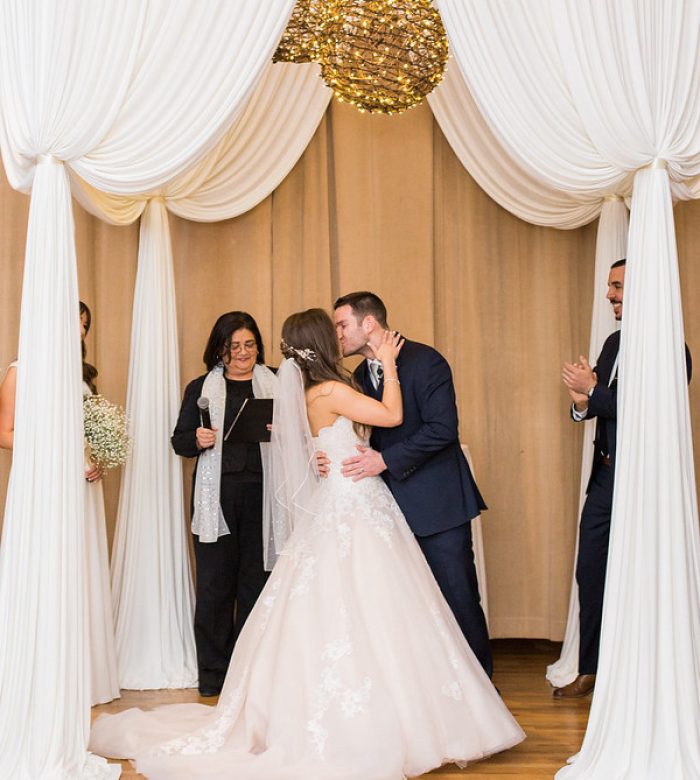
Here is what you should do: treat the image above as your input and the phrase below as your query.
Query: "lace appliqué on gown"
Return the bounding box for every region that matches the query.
[153,672,248,757]
[306,608,372,758]
[431,604,465,701]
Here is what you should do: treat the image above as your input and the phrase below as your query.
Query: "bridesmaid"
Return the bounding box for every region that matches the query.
[0,302,120,705]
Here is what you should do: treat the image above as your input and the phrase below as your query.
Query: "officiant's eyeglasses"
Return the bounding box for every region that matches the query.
[228,340,258,354]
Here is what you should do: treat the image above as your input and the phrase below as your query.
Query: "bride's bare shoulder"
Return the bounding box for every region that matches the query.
[306,380,348,405]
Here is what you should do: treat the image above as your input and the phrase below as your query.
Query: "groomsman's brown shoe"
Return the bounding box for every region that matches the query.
[553,674,596,698]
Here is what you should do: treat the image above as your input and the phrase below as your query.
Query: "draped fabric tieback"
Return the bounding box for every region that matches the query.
[36,154,61,166]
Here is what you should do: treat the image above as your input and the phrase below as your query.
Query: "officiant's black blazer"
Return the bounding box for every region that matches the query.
[354,339,486,537]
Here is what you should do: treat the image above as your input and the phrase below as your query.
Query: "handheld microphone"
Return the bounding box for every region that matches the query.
[197,396,213,430]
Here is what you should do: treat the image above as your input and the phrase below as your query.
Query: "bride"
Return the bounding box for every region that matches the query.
[90,308,524,779]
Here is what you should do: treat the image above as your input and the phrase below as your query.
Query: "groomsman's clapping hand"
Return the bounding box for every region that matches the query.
[562,355,597,408]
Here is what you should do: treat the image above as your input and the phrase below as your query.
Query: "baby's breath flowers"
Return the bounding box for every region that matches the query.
[83,394,130,469]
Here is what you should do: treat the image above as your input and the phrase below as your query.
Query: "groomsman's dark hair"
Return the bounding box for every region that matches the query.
[333,291,388,328]
[611,258,626,269]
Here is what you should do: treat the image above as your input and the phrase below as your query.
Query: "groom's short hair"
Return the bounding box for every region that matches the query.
[334,291,388,328]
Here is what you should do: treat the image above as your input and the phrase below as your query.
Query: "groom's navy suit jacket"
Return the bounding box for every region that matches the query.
[354,339,486,537]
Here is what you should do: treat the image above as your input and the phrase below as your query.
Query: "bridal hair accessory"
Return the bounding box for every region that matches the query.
[280,339,318,365]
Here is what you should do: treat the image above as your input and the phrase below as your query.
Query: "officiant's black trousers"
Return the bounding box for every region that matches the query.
[417,522,493,678]
[193,480,269,691]
[576,463,614,675]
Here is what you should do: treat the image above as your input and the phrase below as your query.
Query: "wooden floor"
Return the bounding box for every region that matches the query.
[92,640,590,779]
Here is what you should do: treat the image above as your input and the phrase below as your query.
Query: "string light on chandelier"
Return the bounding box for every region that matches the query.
[273,0,326,63]
[272,0,449,115]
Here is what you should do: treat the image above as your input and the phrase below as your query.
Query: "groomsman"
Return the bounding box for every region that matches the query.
[334,291,493,677]
[559,258,692,697]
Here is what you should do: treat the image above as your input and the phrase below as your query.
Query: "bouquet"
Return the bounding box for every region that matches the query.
[83,394,130,469]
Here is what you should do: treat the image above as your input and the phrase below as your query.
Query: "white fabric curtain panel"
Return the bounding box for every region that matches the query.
[109,200,199,691]
[438,1,700,776]
[0,1,295,777]
[72,62,332,223]
[546,198,628,688]
[428,60,605,228]
[69,62,330,690]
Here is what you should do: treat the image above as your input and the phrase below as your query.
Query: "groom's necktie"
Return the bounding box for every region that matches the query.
[368,360,383,390]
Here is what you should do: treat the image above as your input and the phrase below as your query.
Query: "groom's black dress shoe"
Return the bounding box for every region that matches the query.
[198,686,222,698]
[552,673,596,698]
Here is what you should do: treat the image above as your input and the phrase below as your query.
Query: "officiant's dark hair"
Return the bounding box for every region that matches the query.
[203,311,265,370]
[333,291,388,328]
[611,258,626,269]
[80,300,98,395]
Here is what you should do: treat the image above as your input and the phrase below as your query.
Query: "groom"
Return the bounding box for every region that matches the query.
[334,291,493,677]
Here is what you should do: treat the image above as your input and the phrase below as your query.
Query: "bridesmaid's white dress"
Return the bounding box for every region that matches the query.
[90,416,524,778]
[83,382,120,706]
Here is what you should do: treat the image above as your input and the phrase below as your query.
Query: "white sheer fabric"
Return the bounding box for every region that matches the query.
[72,62,331,223]
[0,159,113,780]
[428,60,603,228]
[71,64,329,688]
[546,199,628,687]
[264,359,321,570]
[110,200,198,690]
[0,1,295,776]
[83,377,121,706]
[1,2,296,196]
[438,1,700,775]
[461,444,489,623]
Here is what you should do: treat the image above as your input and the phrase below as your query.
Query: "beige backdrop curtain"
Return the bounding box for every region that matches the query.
[1,100,698,639]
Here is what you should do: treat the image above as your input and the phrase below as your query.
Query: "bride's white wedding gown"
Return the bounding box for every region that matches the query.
[90,416,524,779]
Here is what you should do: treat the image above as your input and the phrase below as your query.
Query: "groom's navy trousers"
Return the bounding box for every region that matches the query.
[355,339,492,677]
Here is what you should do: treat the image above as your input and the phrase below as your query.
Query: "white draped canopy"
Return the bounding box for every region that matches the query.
[1,1,699,778]
[437,1,700,776]
[0,1,298,776]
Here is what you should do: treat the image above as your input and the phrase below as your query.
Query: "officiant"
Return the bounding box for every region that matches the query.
[172,311,277,698]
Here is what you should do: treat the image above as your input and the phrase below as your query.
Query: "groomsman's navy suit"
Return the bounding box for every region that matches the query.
[575,330,692,674]
[354,338,493,676]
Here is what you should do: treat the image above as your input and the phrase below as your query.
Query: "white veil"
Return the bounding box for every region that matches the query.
[262,357,320,570]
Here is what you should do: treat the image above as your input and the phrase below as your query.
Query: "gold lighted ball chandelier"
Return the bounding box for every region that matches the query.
[273,0,449,115]
[273,0,326,63]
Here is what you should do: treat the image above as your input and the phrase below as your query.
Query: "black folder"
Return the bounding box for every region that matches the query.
[223,398,273,443]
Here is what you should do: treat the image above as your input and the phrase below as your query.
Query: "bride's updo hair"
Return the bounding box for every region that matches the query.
[281,308,368,438]
[281,308,353,390]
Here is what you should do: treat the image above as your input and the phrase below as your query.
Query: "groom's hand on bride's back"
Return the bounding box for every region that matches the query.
[341,445,386,481]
